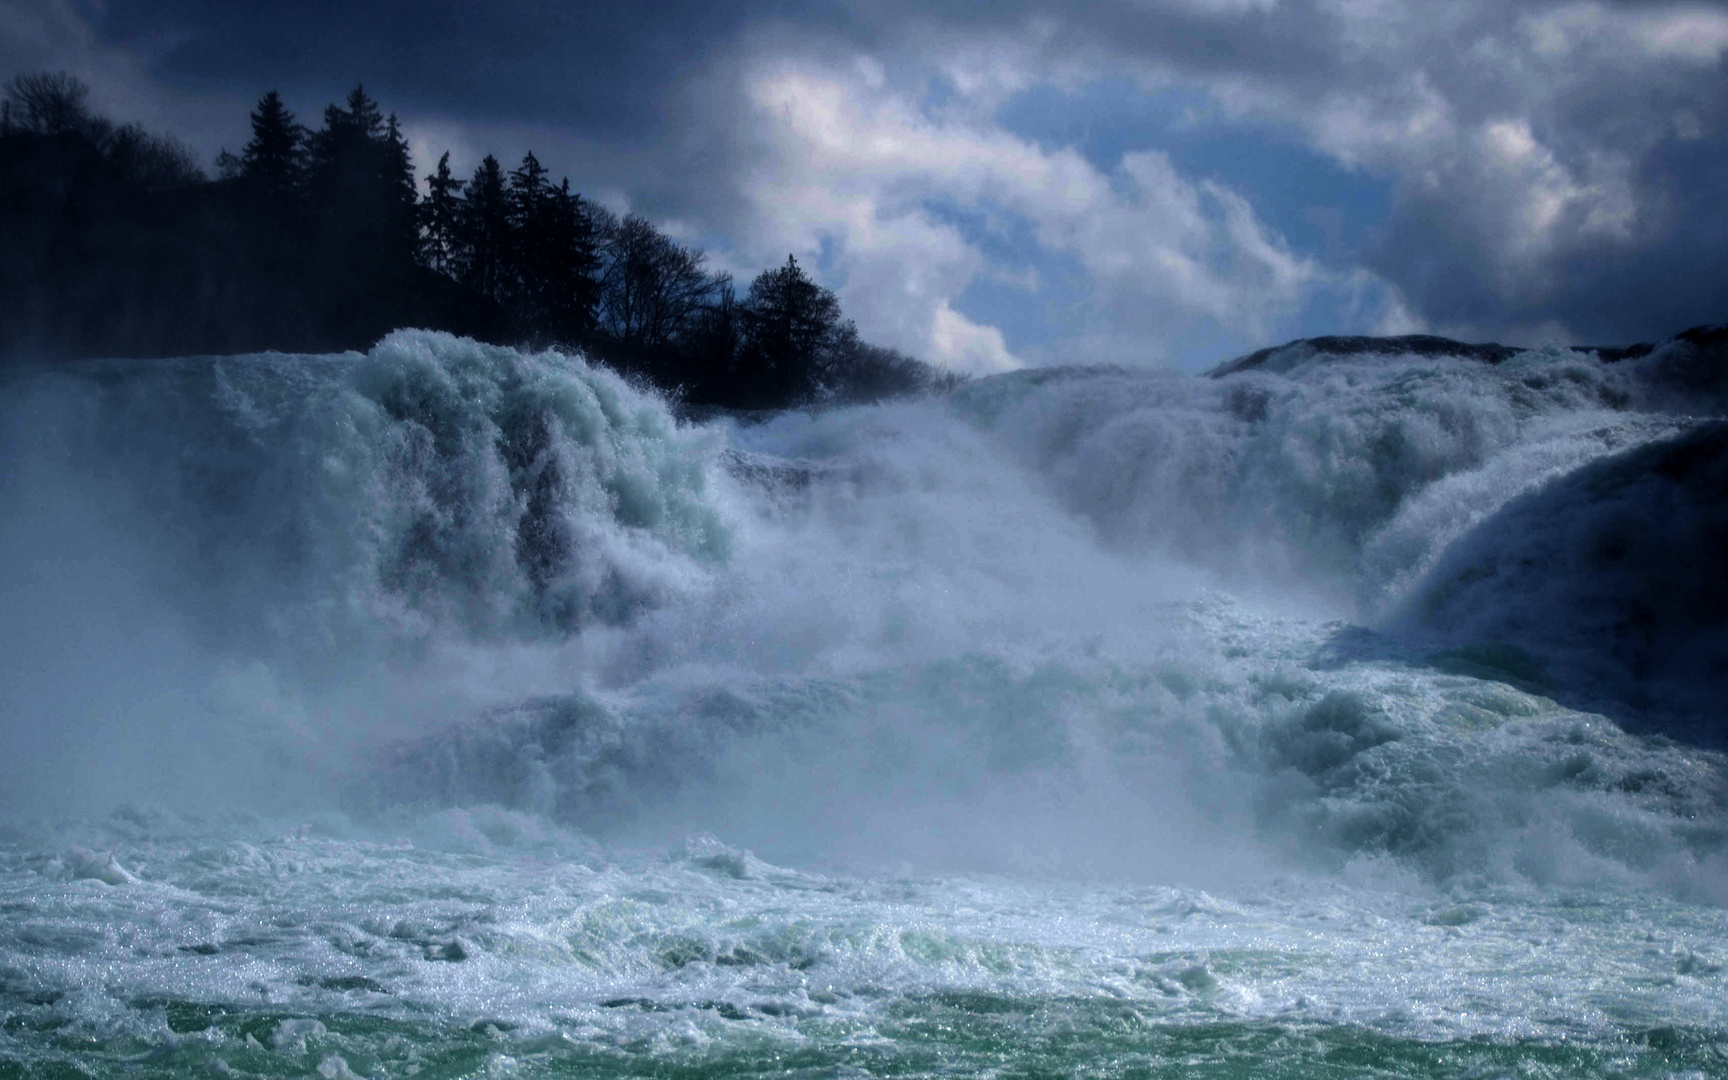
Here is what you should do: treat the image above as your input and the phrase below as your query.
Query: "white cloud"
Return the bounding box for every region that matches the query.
[1476,118,1635,269]
[1024,0,1728,337]
[0,0,241,163]
[931,301,1021,372]
[1527,3,1728,63]
[18,0,1718,352]
[1366,279,1424,336]
[706,1,1728,344]
[725,50,1338,367]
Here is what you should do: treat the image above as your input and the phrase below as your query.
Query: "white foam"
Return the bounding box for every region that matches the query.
[2,334,1727,1065]
[63,846,138,885]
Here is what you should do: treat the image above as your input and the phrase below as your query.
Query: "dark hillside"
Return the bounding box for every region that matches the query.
[0,73,953,410]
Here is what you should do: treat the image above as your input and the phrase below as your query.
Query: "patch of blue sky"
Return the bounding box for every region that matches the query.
[890,78,1406,368]
[957,252,1092,355]
[917,196,1045,274]
[811,79,1408,370]
[1155,269,1413,372]
[917,195,1090,351]
[994,78,1393,262]
[919,187,1403,369]
[1158,316,1263,373]
[812,234,840,278]
[912,189,1396,370]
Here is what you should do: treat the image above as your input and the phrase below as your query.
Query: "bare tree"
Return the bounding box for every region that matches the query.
[1,72,104,138]
[2,72,200,188]
[597,214,717,349]
[105,122,203,190]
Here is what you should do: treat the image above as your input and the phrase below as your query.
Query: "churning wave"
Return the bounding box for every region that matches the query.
[9,326,1728,1080]
[1397,420,1728,736]
[2,326,1725,893]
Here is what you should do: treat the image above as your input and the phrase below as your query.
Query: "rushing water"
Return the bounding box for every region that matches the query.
[1,329,1725,1078]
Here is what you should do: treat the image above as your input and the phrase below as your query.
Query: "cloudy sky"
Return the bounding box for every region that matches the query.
[5,0,1726,372]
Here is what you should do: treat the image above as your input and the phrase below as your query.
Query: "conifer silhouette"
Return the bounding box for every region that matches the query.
[0,71,950,406]
[737,254,846,404]
[458,155,511,303]
[420,151,463,276]
[239,90,304,206]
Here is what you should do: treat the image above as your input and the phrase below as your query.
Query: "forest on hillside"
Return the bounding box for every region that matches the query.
[0,73,954,409]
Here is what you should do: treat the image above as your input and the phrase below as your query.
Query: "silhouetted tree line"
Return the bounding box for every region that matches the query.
[0,74,957,408]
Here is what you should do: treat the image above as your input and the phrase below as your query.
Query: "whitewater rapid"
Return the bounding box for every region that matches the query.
[0,328,1724,1076]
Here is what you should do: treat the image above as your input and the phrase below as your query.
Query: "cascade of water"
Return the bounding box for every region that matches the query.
[0,330,1723,887]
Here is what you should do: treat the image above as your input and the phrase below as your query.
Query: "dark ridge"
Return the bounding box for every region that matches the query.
[1591,341,1657,363]
[1207,325,1727,378]
[1397,421,1728,749]
[1584,323,1726,363]
[1207,335,1521,377]
[0,73,956,411]
[1668,323,1728,354]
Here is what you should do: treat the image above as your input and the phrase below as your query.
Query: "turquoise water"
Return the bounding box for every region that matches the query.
[9,1009,1726,1079]
[3,820,1727,1079]
[2,332,1726,1076]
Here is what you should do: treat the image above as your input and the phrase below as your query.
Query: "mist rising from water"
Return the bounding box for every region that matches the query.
[1,331,1723,893]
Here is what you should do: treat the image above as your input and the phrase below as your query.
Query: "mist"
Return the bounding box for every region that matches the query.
[3,330,1720,894]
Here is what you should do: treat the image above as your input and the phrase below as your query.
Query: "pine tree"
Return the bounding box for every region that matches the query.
[507,151,552,316]
[239,90,304,206]
[350,87,385,138]
[419,151,463,276]
[504,153,604,339]
[457,154,510,303]
[738,254,845,404]
[305,85,388,213]
[508,151,551,220]
[303,86,417,273]
[541,179,601,338]
[379,114,417,254]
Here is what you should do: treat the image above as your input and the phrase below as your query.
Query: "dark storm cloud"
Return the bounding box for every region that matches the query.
[1369,131,1728,345]
[84,0,805,139]
[1342,1,1728,343]
[866,0,1728,343]
[737,0,1728,347]
[6,0,1726,360]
